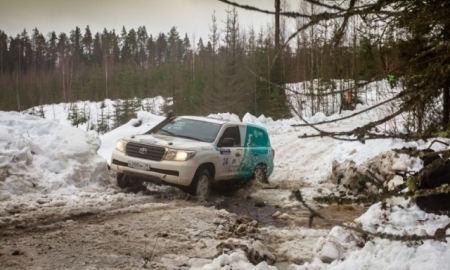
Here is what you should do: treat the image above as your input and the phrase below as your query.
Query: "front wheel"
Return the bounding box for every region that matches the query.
[253,164,268,183]
[117,173,129,189]
[117,173,144,191]
[190,169,212,198]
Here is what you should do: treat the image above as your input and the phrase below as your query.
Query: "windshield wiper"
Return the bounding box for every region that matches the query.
[158,129,204,142]
[158,129,176,136]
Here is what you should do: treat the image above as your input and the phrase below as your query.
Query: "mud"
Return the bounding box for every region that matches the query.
[213,196,288,227]
[0,176,367,270]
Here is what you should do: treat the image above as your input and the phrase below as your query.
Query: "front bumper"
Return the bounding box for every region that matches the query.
[110,149,198,187]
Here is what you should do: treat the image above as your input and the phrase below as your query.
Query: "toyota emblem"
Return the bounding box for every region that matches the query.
[139,148,147,155]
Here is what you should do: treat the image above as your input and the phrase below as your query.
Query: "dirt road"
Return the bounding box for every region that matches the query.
[0,180,366,269]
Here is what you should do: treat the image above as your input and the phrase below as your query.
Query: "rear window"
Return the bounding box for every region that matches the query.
[251,128,270,147]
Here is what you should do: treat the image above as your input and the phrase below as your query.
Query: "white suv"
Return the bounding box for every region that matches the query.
[110,114,275,197]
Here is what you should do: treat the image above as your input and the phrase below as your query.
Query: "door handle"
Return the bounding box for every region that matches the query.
[236,153,241,157]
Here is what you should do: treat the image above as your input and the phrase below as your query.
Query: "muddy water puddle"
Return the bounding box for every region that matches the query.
[211,195,368,230]
[212,196,288,227]
[141,183,366,230]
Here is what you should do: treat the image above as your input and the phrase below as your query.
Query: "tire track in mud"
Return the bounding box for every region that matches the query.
[0,179,367,270]
[0,188,195,232]
[0,187,280,270]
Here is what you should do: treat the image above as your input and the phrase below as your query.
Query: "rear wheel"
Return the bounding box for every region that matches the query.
[253,164,268,183]
[190,169,212,198]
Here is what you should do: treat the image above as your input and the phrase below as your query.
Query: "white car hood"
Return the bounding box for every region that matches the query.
[124,134,212,149]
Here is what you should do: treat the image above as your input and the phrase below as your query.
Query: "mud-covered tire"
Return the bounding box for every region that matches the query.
[190,169,212,198]
[253,164,268,183]
[117,173,144,190]
[117,173,129,189]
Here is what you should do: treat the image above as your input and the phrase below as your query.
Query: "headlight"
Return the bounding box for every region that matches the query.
[164,149,196,161]
[115,140,127,152]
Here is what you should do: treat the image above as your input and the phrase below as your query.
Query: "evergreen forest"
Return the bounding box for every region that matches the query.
[0,6,394,122]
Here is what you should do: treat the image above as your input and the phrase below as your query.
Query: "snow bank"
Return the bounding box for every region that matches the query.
[208,112,241,122]
[292,201,450,269]
[23,96,167,132]
[0,112,110,199]
[191,250,278,270]
[97,111,165,163]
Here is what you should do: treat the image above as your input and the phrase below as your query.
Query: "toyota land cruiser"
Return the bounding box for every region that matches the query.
[110,113,275,197]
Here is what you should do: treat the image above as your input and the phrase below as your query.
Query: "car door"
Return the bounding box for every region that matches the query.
[216,125,244,180]
[237,124,271,179]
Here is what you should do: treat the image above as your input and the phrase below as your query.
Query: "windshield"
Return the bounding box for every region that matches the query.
[155,118,222,143]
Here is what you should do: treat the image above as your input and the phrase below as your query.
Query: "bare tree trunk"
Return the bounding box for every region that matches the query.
[274,0,280,51]
[16,71,21,111]
[69,57,73,102]
[192,34,196,84]
[309,4,315,116]
[62,61,66,103]
[105,57,108,99]
[443,78,450,128]
[0,41,3,76]
[267,47,271,104]
[16,44,21,111]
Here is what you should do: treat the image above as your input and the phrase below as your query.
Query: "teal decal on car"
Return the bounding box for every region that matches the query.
[237,124,272,179]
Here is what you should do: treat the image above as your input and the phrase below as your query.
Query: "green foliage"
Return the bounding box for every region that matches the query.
[111,98,141,128]
[68,102,89,127]
[0,12,406,120]
[96,101,110,134]
[36,105,45,118]
[68,103,80,126]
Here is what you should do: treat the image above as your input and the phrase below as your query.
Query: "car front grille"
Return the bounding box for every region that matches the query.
[126,142,166,161]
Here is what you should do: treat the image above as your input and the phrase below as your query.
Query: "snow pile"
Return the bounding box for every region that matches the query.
[297,201,450,270]
[1,78,449,269]
[314,226,364,264]
[191,250,277,270]
[97,111,165,163]
[0,112,109,199]
[23,96,167,132]
[208,112,241,122]
[286,79,398,118]
[330,150,422,193]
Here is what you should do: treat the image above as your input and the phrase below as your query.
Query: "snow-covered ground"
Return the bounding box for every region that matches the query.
[1,80,449,269]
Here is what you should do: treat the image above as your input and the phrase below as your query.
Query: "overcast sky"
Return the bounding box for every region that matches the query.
[1,0,278,42]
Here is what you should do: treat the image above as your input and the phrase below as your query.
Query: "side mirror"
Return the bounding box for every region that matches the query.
[219,137,235,147]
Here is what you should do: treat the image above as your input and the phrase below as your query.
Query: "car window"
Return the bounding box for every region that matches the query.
[220,126,241,146]
[251,128,269,147]
[156,118,222,142]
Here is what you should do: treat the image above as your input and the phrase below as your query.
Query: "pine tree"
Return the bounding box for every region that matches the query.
[82,26,93,65]
[155,32,167,66]
[216,7,247,116]
[112,99,125,129]
[137,26,148,68]
[202,11,221,115]
[96,101,109,134]
[37,105,45,118]
[68,103,79,126]
[47,32,58,71]
[0,31,7,76]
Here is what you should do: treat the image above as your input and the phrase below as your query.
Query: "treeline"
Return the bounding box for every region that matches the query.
[0,8,391,119]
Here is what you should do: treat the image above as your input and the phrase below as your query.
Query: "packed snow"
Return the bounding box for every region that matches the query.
[0,80,449,269]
